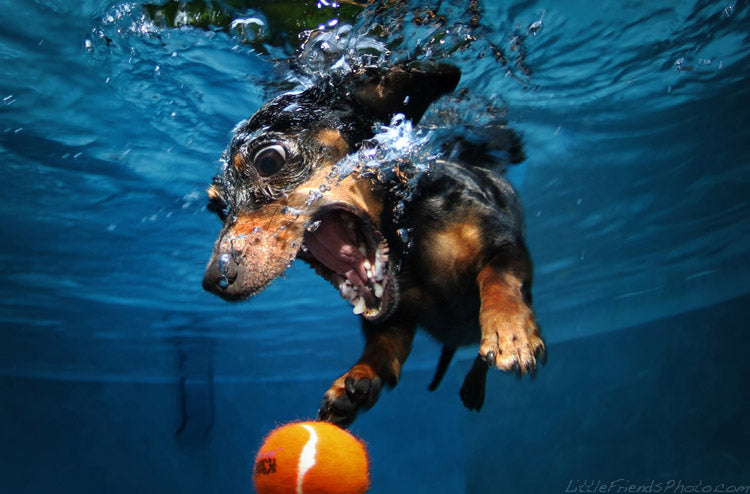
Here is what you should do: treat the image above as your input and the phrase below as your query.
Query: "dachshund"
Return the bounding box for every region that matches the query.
[202,62,545,426]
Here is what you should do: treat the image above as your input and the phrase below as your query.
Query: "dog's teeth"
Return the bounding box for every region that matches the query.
[374,259,387,280]
[340,282,355,299]
[373,282,384,298]
[359,244,367,256]
[352,297,366,315]
[365,308,379,318]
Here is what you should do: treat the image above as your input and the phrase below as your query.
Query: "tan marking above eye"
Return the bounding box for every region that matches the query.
[207,184,221,200]
[315,129,350,159]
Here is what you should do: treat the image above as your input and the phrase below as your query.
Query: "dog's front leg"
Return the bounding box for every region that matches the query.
[461,247,546,410]
[477,248,546,373]
[318,315,416,427]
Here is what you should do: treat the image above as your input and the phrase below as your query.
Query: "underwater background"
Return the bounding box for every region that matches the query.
[1,0,748,492]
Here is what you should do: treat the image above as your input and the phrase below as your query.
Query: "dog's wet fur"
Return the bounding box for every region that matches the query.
[203,62,546,426]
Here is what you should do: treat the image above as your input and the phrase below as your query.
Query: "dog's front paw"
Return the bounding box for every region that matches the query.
[317,364,382,427]
[479,303,546,376]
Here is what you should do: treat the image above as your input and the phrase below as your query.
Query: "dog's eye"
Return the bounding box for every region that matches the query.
[253,144,286,177]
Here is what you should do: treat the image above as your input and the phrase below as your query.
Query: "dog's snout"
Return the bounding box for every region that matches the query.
[203,252,239,296]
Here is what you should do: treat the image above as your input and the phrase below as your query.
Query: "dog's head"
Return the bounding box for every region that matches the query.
[203,62,460,321]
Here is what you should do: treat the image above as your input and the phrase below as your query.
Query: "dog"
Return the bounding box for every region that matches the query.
[202,62,545,426]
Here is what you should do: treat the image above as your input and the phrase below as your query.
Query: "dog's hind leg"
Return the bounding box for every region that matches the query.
[459,355,490,411]
[475,247,546,377]
[428,345,457,391]
[318,315,417,427]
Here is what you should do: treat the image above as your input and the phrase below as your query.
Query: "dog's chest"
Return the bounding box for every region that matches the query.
[420,297,481,347]
[400,279,481,347]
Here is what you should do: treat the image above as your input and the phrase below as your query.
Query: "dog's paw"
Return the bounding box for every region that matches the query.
[479,303,546,376]
[317,364,382,427]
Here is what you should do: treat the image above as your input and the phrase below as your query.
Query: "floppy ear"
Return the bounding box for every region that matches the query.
[352,62,460,124]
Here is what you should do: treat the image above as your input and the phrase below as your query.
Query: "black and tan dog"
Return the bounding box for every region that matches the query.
[202,62,545,426]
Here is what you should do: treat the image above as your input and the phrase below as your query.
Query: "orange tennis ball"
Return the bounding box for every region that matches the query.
[253,421,370,494]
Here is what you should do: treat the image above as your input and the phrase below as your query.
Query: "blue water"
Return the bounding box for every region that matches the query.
[1,0,748,492]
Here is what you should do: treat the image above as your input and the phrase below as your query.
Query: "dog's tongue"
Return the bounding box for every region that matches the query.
[304,218,367,284]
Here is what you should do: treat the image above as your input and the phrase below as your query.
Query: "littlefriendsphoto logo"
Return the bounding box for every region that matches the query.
[565,479,750,493]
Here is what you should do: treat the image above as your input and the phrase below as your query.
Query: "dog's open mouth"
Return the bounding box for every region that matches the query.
[300,204,396,321]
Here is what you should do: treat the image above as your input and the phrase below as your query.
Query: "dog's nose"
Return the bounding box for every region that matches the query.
[203,252,239,296]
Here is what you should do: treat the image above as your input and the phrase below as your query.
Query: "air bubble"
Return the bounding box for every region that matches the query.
[219,253,231,275]
[218,276,229,288]
[393,202,406,219]
[306,220,322,232]
[396,227,415,251]
[281,205,302,220]
[251,226,263,235]
[231,234,249,252]
[306,190,323,206]
[231,16,266,43]
[390,114,405,127]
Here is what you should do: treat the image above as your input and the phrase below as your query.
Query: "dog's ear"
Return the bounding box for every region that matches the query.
[352,62,460,124]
